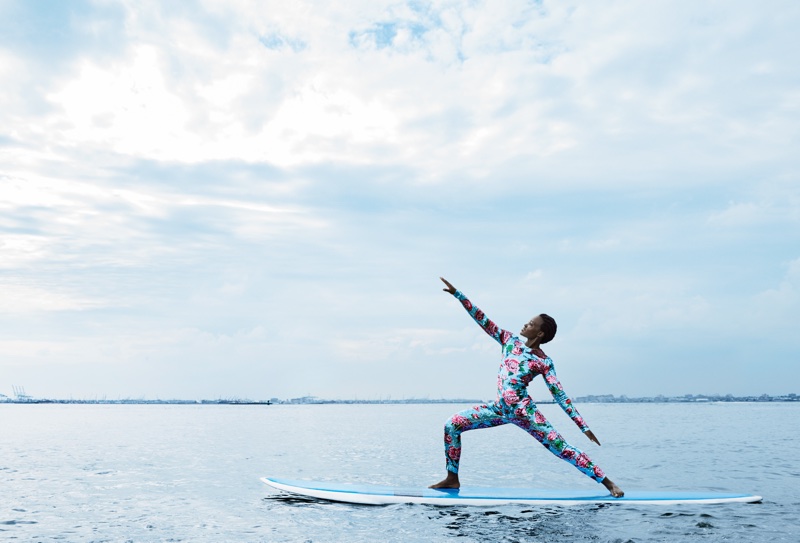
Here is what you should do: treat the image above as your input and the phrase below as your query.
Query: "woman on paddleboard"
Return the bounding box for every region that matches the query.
[430,277,624,497]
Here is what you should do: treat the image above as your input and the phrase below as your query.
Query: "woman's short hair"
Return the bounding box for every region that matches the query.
[539,314,557,344]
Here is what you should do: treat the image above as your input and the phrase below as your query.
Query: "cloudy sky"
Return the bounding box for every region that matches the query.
[1,0,798,401]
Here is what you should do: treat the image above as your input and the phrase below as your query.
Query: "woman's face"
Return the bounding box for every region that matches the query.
[520,315,544,340]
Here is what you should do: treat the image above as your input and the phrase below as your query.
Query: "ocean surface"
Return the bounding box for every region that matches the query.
[1,402,798,542]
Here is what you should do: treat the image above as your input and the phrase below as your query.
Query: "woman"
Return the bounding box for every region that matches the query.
[430,277,624,497]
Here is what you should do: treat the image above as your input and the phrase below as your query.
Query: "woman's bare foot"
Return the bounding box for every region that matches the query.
[429,472,460,489]
[601,477,624,498]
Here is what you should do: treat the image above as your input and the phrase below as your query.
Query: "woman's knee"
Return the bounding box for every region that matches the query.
[444,412,471,435]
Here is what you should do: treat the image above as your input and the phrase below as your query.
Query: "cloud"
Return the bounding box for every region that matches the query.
[7,0,795,184]
[752,257,800,338]
[258,32,306,52]
[0,282,104,314]
[1,0,798,399]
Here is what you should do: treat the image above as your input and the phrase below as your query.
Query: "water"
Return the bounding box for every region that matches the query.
[1,402,798,542]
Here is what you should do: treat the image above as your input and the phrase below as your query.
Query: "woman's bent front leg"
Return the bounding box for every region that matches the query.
[444,403,505,473]
[430,403,506,489]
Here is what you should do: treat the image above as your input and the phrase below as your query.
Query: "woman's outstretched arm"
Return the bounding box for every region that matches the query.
[542,361,601,444]
[440,277,511,345]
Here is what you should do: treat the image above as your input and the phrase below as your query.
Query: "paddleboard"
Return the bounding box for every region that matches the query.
[261,477,761,506]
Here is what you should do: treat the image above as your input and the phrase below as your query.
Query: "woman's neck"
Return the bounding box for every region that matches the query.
[524,338,541,350]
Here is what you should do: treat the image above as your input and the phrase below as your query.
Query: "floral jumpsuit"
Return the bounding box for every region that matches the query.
[442,290,606,483]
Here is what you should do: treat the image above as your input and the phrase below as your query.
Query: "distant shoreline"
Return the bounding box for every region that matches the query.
[1,393,797,406]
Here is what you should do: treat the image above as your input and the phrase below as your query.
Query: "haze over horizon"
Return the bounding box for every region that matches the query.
[1,1,798,401]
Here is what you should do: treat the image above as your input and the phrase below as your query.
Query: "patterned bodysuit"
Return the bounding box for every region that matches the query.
[442,290,606,483]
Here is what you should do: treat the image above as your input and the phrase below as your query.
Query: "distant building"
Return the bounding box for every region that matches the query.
[287,396,322,404]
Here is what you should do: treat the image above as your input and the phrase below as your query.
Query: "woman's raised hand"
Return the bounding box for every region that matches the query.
[440,277,457,294]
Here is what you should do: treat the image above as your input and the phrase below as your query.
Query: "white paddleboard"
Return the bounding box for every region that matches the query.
[261,477,761,506]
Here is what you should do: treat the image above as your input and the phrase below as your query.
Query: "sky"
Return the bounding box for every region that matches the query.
[1,0,798,401]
